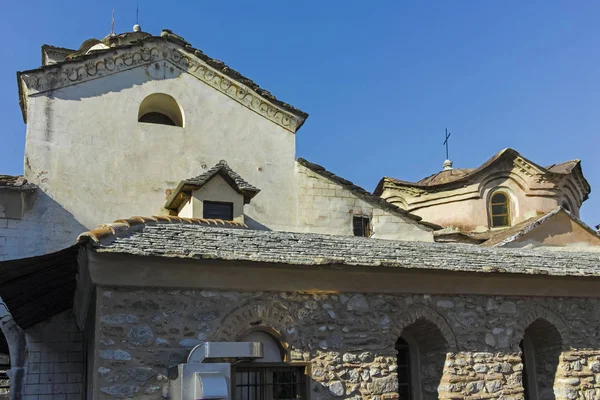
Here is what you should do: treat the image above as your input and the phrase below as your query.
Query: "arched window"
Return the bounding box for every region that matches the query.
[235,330,307,400]
[520,319,562,400]
[138,93,184,127]
[396,318,448,400]
[489,191,511,228]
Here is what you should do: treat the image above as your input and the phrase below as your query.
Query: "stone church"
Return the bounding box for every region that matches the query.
[0,26,599,400]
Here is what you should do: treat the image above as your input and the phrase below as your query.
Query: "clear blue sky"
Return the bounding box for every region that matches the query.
[1,1,599,226]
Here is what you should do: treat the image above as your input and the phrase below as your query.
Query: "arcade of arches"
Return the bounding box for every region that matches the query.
[92,289,600,400]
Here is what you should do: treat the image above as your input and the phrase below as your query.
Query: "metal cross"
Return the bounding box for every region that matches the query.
[110,9,115,35]
[443,128,451,160]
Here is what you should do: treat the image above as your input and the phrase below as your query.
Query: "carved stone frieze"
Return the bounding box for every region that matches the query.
[20,43,302,132]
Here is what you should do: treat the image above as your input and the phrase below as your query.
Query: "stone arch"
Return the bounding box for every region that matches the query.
[478,172,529,197]
[512,305,570,350]
[388,304,457,351]
[389,304,455,400]
[138,93,184,127]
[515,307,568,400]
[0,308,25,400]
[213,302,300,351]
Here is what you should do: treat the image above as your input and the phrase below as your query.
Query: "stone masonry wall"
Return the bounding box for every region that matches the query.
[295,163,432,241]
[94,288,600,400]
[23,310,84,400]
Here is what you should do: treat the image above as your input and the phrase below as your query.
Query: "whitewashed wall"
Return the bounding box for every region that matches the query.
[3,54,433,261]
[23,65,296,232]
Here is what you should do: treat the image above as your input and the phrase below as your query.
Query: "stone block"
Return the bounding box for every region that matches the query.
[52,383,81,394]
[24,384,53,395]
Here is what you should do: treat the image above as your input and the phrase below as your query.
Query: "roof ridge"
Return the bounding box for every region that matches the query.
[164,160,261,211]
[185,160,259,192]
[87,219,600,278]
[380,148,584,190]
[77,215,248,245]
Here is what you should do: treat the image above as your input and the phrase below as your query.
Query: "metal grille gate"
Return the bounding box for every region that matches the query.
[234,365,307,400]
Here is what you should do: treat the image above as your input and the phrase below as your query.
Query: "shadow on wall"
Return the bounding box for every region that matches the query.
[398,318,448,400]
[45,61,185,103]
[0,190,87,261]
[244,215,272,231]
[521,318,563,400]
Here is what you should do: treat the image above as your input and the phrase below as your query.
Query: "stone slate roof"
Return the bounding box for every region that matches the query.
[164,160,261,210]
[546,160,579,174]
[186,161,259,193]
[296,158,440,230]
[78,216,247,244]
[78,218,600,278]
[21,29,308,127]
[0,175,36,191]
[374,148,589,197]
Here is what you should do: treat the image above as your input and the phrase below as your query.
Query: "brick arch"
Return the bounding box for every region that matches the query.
[388,304,458,351]
[512,305,570,350]
[212,301,300,347]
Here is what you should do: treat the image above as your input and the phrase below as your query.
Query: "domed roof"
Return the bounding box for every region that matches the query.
[416,168,475,186]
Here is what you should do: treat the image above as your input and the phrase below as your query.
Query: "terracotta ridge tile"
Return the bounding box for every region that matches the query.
[77,215,249,245]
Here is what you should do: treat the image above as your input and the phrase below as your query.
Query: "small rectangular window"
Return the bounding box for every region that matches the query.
[234,365,308,400]
[353,216,371,237]
[203,201,234,220]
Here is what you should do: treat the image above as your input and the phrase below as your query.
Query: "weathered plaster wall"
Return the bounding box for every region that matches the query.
[506,212,600,251]
[383,177,563,232]
[23,310,83,400]
[295,164,432,241]
[16,53,436,261]
[93,287,600,400]
[24,65,297,239]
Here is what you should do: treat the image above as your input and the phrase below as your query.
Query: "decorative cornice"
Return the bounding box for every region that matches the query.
[19,41,305,133]
[513,157,554,186]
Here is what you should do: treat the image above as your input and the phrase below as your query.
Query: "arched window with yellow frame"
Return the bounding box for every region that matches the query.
[490,191,511,227]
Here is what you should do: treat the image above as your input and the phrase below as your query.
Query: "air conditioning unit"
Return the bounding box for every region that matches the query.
[168,342,263,400]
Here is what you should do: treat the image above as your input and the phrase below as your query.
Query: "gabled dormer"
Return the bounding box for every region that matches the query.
[164,161,260,223]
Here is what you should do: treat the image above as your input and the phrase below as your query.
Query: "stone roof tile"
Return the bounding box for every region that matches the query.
[0,175,36,191]
[185,160,259,192]
[79,220,600,278]
[164,160,260,210]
